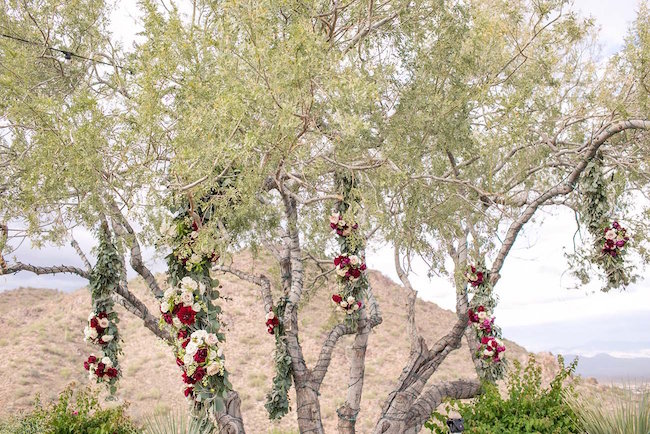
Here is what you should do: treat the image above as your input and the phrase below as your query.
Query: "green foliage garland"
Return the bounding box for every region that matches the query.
[264,297,293,420]
[580,154,632,291]
[82,224,123,395]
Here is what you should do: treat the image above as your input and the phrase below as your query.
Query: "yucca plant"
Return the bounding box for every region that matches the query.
[566,386,650,434]
[142,411,214,434]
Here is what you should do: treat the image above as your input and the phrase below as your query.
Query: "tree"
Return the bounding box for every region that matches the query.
[0,0,648,433]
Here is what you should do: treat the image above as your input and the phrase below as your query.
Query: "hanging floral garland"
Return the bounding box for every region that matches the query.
[82,224,122,395]
[264,297,293,420]
[580,154,632,290]
[158,206,231,422]
[465,264,506,381]
[329,173,367,324]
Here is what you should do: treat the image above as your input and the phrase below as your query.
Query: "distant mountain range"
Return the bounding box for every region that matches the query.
[561,352,650,382]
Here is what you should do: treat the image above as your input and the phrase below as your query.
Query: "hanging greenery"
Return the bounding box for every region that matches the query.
[158,200,231,426]
[580,154,632,291]
[82,223,122,395]
[264,297,293,420]
[465,264,506,382]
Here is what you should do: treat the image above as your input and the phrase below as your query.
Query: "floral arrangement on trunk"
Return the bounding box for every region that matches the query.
[329,173,367,325]
[158,205,230,423]
[82,225,122,395]
[466,264,506,381]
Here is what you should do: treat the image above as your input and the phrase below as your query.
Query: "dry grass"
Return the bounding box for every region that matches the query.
[0,253,604,433]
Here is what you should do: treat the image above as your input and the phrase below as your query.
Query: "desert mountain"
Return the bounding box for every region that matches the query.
[0,253,572,433]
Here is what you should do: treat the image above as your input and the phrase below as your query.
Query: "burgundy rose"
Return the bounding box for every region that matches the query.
[176,357,184,367]
[330,222,338,230]
[90,317,99,329]
[88,355,97,364]
[332,294,343,304]
[182,371,195,384]
[357,301,362,309]
[334,256,342,266]
[106,368,118,378]
[184,387,193,397]
[360,263,367,271]
[350,268,361,279]
[616,240,626,247]
[480,336,489,345]
[95,363,105,377]
[267,326,274,334]
[83,361,90,371]
[194,348,208,364]
[612,221,620,229]
[193,366,206,382]
[177,305,196,325]
[162,312,173,324]
[181,338,190,349]
[178,329,188,340]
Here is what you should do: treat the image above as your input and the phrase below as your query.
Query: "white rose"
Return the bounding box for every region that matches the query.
[189,253,201,264]
[349,255,359,265]
[336,266,347,277]
[206,333,219,346]
[352,303,359,311]
[98,318,109,328]
[191,330,208,343]
[88,312,95,321]
[329,212,340,225]
[183,353,194,365]
[180,291,194,306]
[482,349,494,357]
[160,300,170,313]
[164,287,176,298]
[101,334,114,343]
[101,357,113,367]
[605,229,617,240]
[185,342,199,356]
[172,317,182,328]
[190,231,199,239]
[191,302,202,312]
[217,347,224,358]
[347,296,355,304]
[181,277,198,291]
[85,326,98,340]
[477,311,488,320]
[198,282,206,294]
[206,362,221,376]
[340,301,348,308]
[265,311,275,320]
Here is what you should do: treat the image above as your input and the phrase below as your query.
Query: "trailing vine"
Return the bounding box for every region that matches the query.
[580,154,632,290]
[465,264,506,381]
[82,223,122,395]
[330,172,368,327]
[158,201,230,425]
[264,297,293,419]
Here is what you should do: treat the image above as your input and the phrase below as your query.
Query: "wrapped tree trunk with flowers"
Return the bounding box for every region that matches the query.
[1,0,649,433]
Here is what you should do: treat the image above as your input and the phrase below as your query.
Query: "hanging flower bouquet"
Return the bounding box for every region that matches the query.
[82,226,122,395]
[331,294,362,314]
[601,221,629,257]
[468,305,506,363]
[264,298,293,420]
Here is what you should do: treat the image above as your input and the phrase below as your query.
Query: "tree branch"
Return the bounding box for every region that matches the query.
[2,261,90,278]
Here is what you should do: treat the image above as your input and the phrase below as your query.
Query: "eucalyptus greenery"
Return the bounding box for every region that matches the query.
[264,297,293,420]
[87,224,123,395]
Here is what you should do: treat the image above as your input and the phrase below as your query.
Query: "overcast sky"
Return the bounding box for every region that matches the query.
[1,0,648,359]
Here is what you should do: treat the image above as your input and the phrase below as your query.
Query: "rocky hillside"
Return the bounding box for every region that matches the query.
[0,253,574,433]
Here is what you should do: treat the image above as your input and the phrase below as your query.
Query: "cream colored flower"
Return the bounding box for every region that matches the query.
[180,291,194,306]
[101,356,113,367]
[98,317,109,328]
[349,255,360,265]
[266,311,275,320]
[329,213,340,225]
[206,333,219,346]
[185,342,199,356]
[336,266,347,277]
[605,229,617,240]
[191,302,202,312]
[101,334,114,343]
[172,317,182,328]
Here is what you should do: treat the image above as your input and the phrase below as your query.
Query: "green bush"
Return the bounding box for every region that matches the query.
[566,386,650,434]
[0,385,139,434]
[425,355,582,434]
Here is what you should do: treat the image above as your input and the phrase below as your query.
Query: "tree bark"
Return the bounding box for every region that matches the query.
[211,391,246,434]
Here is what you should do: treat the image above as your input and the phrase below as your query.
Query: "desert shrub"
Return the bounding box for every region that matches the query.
[425,355,582,434]
[566,386,650,434]
[0,385,138,434]
[142,411,213,434]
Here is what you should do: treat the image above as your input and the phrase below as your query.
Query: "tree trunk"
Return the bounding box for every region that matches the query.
[211,391,246,433]
[295,382,325,434]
